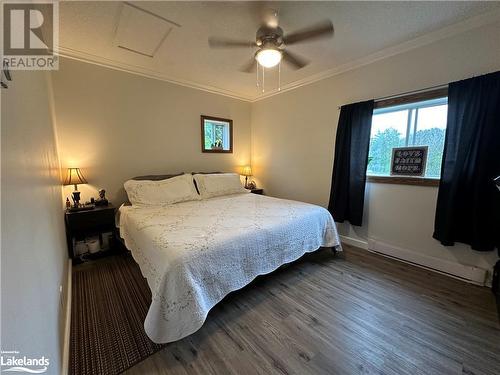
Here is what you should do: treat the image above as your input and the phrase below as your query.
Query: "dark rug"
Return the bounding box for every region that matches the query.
[70,254,164,375]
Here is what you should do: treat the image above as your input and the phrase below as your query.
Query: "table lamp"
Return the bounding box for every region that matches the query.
[241,165,252,189]
[64,168,88,208]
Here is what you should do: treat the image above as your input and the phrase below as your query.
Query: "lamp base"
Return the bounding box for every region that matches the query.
[71,190,81,208]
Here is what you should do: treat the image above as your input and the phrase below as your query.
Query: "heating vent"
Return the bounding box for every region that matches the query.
[368,239,488,285]
[114,2,180,58]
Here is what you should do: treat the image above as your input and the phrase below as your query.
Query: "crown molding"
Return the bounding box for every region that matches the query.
[56,8,500,104]
[56,46,253,102]
[251,8,500,102]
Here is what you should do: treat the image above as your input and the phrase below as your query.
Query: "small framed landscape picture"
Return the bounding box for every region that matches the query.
[390,146,428,177]
[201,115,233,153]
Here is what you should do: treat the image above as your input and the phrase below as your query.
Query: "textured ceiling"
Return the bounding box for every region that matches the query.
[58,1,500,100]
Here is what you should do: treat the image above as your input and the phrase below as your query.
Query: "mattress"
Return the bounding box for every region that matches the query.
[118,192,341,343]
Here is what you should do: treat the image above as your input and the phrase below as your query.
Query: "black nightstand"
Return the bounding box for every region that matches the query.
[65,205,118,263]
[250,188,264,195]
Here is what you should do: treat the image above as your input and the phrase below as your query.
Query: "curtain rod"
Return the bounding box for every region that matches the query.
[376,83,448,102]
[337,83,448,110]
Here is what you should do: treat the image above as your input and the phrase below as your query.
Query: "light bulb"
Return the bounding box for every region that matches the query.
[255,48,282,68]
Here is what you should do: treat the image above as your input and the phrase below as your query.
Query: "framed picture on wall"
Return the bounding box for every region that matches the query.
[201,115,233,153]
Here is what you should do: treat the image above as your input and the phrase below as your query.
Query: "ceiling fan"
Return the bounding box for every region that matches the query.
[208,12,334,73]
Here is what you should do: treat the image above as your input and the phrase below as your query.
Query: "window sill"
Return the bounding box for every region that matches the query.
[366,175,440,187]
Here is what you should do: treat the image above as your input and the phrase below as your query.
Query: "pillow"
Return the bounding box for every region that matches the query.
[124,173,199,206]
[193,173,249,199]
[191,171,221,194]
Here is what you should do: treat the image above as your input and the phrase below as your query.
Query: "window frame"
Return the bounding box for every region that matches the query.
[367,87,448,187]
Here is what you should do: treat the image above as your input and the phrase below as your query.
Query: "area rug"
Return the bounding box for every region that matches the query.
[70,254,164,375]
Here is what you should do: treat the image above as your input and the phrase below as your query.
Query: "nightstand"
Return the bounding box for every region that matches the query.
[65,205,118,263]
[250,188,264,195]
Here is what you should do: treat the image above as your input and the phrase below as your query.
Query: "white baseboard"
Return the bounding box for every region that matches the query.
[368,239,487,286]
[339,235,368,250]
[61,259,72,375]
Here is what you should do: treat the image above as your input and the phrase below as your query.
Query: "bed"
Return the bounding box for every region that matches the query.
[118,173,341,343]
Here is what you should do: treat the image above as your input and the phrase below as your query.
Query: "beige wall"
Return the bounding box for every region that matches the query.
[51,58,252,204]
[251,21,500,273]
[1,71,68,373]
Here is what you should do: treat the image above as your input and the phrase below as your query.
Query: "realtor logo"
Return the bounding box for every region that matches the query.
[1,350,50,373]
[2,0,59,70]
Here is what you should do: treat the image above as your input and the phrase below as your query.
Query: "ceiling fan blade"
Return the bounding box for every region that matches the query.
[240,58,257,73]
[282,50,309,70]
[283,20,334,45]
[208,37,256,49]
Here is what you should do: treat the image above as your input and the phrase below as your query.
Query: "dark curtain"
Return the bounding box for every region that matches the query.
[328,100,374,226]
[434,71,500,252]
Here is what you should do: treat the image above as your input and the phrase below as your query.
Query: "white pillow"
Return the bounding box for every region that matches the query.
[193,173,249,199]
[124,174,199,206]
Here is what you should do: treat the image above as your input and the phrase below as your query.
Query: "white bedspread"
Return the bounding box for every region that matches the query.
[119,193,340,343]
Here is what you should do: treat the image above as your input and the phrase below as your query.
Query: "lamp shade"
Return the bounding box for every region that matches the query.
[63,168,88,186]
[241,166,252,177]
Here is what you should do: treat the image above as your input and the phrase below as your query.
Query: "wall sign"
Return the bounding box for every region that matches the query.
[390,146,428,177]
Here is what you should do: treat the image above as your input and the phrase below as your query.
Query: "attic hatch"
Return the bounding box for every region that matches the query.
[113,2,180,58]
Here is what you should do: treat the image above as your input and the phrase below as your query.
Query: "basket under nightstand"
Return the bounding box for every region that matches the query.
[65,205,120,263]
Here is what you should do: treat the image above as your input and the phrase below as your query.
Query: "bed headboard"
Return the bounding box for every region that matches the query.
[131,172,222,181]
[190,171,222,175]
[131,173,184,181]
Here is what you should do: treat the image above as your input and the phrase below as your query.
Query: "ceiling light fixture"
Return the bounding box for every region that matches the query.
[255,47,282,68]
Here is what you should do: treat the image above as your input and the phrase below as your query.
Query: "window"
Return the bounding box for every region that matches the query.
[367,94,447,179]
[205,122,229,149]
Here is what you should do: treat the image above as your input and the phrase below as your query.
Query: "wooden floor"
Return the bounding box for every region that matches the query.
[125,245,500,375]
